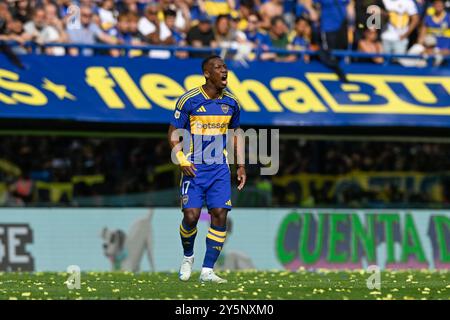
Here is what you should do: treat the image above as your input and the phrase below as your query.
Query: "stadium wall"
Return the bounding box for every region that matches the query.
[0,208,448,272]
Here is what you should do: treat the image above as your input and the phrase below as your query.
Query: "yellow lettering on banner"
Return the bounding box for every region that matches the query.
[140,74,185,110]
[227,71,283,112]
[109,67,151,109]
[0,91,16,104]
[85,67,124,109]
[307,73,450,114]
[0,69,47,105]
[184,75,205,91]
[270,77,327,113]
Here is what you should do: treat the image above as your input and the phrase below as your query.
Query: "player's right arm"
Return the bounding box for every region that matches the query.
[168,125,197,177]
[168,96,197,177]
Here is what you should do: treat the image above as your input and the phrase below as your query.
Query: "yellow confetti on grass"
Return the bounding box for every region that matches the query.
[369,291,381,295]
[21,292,31,297]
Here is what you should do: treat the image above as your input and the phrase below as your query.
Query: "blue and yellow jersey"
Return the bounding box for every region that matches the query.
[288,31,310,50]
[424,12,450,50]
[170,86,240,164]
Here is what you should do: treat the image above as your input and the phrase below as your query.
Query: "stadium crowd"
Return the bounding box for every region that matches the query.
[0,0,448,63]
[1,136,450,207]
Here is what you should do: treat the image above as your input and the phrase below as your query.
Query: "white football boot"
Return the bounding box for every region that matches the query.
[199,268,228,284]
[179,256,194,281]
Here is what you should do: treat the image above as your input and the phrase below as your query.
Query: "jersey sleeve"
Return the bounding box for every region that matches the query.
[170,96,190,129]
[229,100,241,129]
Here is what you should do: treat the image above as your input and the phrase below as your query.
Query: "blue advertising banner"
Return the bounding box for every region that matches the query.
[0,55,449,127]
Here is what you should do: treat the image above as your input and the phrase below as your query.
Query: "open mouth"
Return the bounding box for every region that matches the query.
[221,74,228,85]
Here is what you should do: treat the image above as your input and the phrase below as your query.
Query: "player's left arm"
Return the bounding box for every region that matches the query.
[230,99,246,191]
[234,131,246,191]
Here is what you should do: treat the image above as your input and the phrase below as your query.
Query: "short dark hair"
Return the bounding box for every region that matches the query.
[240,0,255,9]
[248,11,262,21]
[271,15,285,27]
[201,55,222,72]
[164,9,177,18]
[215,14,231,25]
[295,16,309,25]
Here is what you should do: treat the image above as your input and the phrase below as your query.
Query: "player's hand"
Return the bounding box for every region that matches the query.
[237,166,246,191]
[181,163,197,177]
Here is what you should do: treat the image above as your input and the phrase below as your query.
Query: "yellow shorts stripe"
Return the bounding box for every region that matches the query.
[207,233,226,243]
[209,228,227,237]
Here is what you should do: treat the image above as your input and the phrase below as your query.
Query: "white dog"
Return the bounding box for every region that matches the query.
[101,210,155,272]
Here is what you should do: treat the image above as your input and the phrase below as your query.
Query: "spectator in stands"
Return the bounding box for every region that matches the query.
[67,6,122,56]
[159,8,185,45]
[236,0,255,30]
[10,0,32,24]
[259,0,284,30]
[138,3,160,44]
[244,12,271,59]
[353,0,385,49]
[24,7,65,55]
[128,12,147,43]
[303,0,355,51]
[263,16,296,62]
[159,0,191,33]
[358,26,384,63]
[44,2,68,55]
[108,12,133,57]
[117,0,141,16]
[214,14,246,47]
[419,0,450,55]
[98,0,118,31]
[186,13,217,58]
[146,8,186,59]
[0,19,28,54]
[288,16,312,61]
[9,172,35,206]
[0,4,29,54]
[381,0,419,55]
[400,34,444,67]
[244,11,266,45]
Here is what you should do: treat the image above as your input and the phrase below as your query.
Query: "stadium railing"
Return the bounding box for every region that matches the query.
[3,40,450,66]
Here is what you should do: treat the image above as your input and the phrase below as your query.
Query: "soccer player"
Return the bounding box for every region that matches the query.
[168,55,246,283]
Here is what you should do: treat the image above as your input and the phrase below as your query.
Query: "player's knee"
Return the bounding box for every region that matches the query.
[183,209,200,227]
[210,208,228,226]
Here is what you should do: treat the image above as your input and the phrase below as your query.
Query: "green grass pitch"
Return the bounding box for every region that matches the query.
[0,270,448,300]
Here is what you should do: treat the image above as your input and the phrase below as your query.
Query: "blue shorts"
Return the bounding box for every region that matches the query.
[180,164,232,211]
